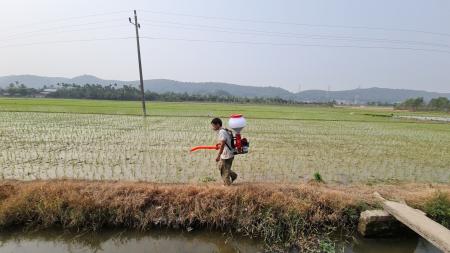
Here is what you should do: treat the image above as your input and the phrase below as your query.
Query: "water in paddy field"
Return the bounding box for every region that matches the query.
[1,112,450,183]
[0,229,442,253]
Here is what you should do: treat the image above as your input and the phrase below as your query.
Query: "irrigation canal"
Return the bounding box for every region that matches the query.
[0,229,442,253]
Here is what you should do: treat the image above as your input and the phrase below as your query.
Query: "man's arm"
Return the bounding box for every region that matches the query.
[216,139,226,162]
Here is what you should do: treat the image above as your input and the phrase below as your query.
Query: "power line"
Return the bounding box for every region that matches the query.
[39,10,129,23]
[1,34,448,54]
[1,10,447,51]
[139,9,450,37]
[0,10,129,32]
[3,16,446,49]
[0,24,130,44]
[1,18,125,41]
[0,37,134,49]
[1,35,449,54]
[140,19,450,49]
[139,36,450,54]
[2,9,447,38]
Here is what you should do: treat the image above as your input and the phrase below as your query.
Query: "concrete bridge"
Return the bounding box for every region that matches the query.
[374,192,450,253]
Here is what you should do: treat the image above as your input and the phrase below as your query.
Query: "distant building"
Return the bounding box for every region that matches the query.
[39,88,58,96]
[335,100,353,105]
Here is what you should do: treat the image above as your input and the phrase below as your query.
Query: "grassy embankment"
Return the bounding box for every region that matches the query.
[0,180,449,252]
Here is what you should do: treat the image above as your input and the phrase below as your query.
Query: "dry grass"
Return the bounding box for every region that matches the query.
[0,180,448,252]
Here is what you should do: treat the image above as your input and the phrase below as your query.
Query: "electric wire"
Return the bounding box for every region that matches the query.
[0,10,448,54]
[0,10,130,31]
[139,10,450,37]
[1,18,126,41]
[1,34,449,54]
[0,37,134,49]
[0,24,131,43]
[140,19,450,49]
[138,36,450,54]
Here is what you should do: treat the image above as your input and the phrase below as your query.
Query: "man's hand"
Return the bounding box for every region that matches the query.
[216,139,225,162]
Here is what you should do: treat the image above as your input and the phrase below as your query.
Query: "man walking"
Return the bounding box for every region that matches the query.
[211,118,237,185]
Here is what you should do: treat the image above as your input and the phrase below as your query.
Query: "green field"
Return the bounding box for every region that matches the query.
[0,98,449,183]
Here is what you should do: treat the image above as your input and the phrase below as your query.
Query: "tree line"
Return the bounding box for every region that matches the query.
[0,82,41,97]
[0,82,323,105]
[395,97,450,112]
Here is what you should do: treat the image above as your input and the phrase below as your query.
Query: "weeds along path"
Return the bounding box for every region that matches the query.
[0,111,449,183]
[0,180,447,252]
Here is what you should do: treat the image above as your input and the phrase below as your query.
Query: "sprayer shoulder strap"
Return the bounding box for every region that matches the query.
[224,142,232,151]
[222,128,234,151]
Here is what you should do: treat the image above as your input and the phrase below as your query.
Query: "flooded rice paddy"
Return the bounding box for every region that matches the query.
[1,112,449,183]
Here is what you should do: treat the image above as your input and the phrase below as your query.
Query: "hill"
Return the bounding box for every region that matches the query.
[1,74,449,104]
[295,87,450,104]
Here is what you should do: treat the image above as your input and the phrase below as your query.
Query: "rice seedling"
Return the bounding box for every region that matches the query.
[0,110,449,183]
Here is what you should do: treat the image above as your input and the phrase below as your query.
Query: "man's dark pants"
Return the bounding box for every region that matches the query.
[218,157,237,185]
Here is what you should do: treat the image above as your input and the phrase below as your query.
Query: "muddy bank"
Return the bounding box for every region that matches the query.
[0,180,448,252]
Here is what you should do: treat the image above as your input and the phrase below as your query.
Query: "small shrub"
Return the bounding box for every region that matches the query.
[318,238,335,253]
[313,172,323,183]
[424,191,450,228]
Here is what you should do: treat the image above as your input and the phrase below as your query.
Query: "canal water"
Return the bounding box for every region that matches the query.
[0,229,442,253]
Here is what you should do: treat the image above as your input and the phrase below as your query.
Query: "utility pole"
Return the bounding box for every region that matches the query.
[129,10,146,116]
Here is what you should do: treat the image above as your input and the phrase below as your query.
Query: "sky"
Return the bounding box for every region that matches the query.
[0,0,449,93]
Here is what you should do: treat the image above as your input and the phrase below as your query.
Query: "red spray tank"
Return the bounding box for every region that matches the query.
[228,114,249,154]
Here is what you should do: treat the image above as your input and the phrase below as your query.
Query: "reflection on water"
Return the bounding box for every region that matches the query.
[346,236,442,253]
[0,229,263,253]
[0,229,443,253]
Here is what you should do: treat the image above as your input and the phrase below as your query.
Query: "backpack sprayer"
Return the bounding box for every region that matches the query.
[190,114,249,154]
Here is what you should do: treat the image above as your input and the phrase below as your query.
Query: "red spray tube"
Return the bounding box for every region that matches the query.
[190,143,221,152]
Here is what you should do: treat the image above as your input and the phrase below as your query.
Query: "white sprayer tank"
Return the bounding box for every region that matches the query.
[228,114,246,133]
